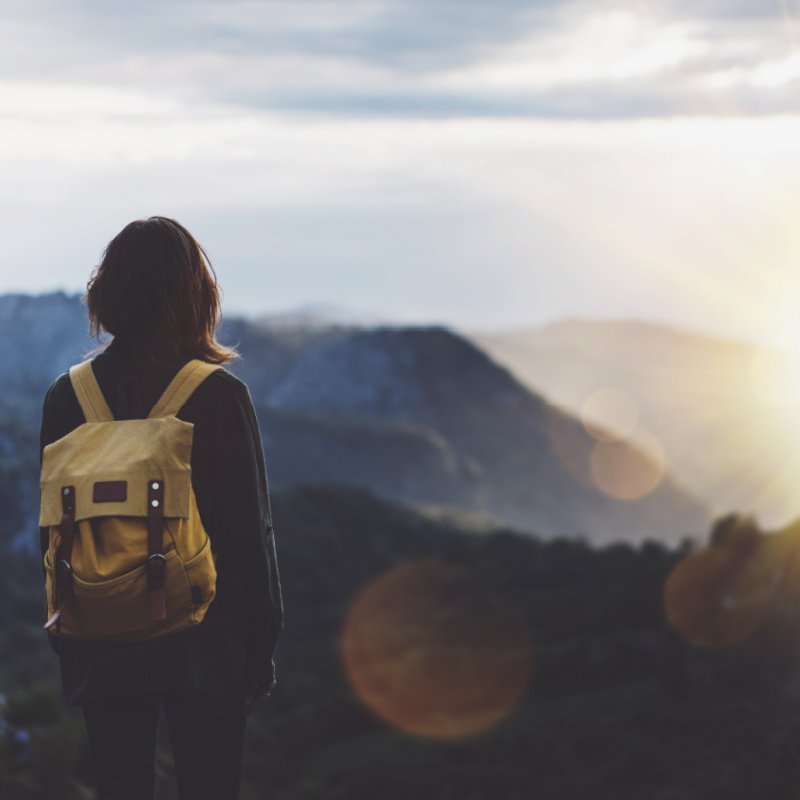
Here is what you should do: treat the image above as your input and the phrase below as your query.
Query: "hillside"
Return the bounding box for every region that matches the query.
[257,325,711,543]
[468,319,800,528]
[5,483,800,798]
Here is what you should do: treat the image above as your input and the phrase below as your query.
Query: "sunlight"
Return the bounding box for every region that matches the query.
[747,346,800,409]
[580,387,639,443]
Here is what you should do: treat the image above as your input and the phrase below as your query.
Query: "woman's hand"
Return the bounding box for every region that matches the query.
[245,679,276,715]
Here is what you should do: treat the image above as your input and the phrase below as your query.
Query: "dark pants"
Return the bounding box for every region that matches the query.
[80,671,248,800]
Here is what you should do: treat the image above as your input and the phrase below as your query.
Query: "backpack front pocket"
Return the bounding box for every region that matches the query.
[46,547,197,641]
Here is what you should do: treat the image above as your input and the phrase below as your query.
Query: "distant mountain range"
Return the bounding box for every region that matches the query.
[5,292,712,545]
[468,319,800,529]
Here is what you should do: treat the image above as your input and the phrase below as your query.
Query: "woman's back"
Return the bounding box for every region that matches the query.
[40,336,283,707]
[39,216,283,798]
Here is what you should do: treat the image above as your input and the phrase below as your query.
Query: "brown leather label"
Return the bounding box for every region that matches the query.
[93,480,128,503]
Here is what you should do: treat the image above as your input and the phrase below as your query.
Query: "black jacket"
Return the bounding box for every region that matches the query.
[38,337,284,707]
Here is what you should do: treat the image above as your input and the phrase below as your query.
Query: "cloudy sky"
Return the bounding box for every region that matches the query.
[3,0,800,346]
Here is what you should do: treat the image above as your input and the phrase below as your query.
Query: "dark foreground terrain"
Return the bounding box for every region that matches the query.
[1,483,798,799]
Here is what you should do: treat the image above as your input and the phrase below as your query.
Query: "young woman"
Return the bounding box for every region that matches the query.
[38,216,284,800]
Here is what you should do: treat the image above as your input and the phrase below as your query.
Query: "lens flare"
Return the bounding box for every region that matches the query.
[663,541,778,648]
[580,387,639,442]
[589,429,665,500]
[340,558,534,740]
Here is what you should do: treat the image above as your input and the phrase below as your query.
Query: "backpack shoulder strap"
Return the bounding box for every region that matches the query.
[69,360,115,422]
[147,359,224,419]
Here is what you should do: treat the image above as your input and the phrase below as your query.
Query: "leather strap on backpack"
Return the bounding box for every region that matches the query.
[147,479,167,620]
[45,485,77,633]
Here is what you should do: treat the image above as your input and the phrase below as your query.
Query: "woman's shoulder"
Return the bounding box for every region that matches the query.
[41,369,85,440]
[46,368,72,395]
[43,369,78,413]
[198,363,250,397]
[182,362,256,416]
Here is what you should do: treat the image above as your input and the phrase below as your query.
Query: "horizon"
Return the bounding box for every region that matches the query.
[14,287,800,358]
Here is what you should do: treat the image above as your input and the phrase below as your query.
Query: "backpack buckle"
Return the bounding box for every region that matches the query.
[146,552,166,585]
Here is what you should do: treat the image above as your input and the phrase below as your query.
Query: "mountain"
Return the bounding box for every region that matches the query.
[466,319,800,528]
[8,293,711,544]
[0,292,95,422]
[216,314,349,400]
[254,325,710,543]
[257,405,480,510]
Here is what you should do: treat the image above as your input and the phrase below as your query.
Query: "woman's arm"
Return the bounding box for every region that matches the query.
[191,374,285,689]
[237,381,284,687]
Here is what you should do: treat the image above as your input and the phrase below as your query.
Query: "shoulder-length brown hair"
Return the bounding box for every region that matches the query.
[83,216,239,367]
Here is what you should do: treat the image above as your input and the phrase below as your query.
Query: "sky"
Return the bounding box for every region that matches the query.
[3,0,800,347]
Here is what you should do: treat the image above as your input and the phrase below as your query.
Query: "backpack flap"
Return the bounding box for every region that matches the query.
[39,416,194,527]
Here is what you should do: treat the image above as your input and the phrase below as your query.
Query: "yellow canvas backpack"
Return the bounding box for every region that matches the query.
[39,357,222,643]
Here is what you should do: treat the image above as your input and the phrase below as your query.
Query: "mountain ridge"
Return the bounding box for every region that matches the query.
[6,292,712,544]
[467,317,800,528]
